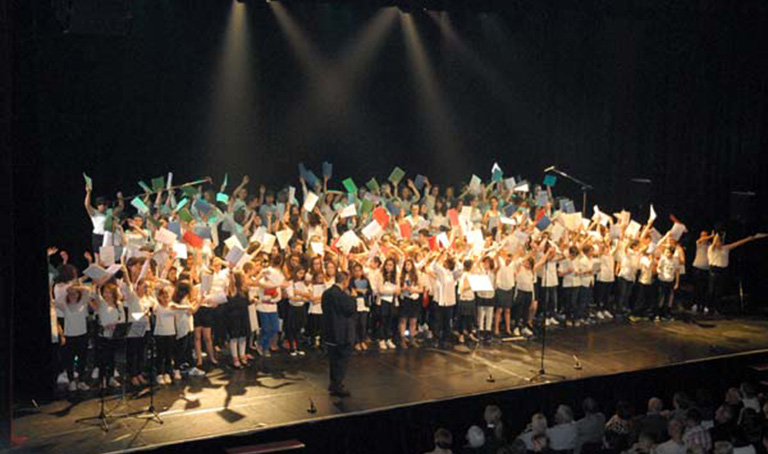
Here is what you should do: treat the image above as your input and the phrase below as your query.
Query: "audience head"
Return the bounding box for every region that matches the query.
[531,413,548,435]
[647,397,663,414]
[715,404,735,424]
[484,405,502,427]
[739,382,756,398]
[555,405,574,424]
[434,428,453,450]
[466,425,485,448]
[616,401,634,420]
[725,388,742,405]
[668,419,684,440]
[673,392,691,411]
[505,439,528,454]
[531,433,549,453]
[684,408,702,428]
[583,397,599,415]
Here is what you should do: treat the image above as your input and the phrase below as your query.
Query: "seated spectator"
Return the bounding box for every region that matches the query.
[710,404,737,443]
[485,404,509,453]
[735,409,762,449]
[576,398,607,454]
[425,428,454,454]
[520,414,550,451]
[463,425,487,454]
[671,393,693,422]
[695,389,716,425]
[548,405,577,452]
[603,429,632,454]
[715,441,735,454]
[653,420,686,454]
[605,401,636,450]
[635,398,670,444]
[532,433,553,454]
[623,432,655,454]
[725,388,745,417]
[740,383,760,413]
[683,408,712,452]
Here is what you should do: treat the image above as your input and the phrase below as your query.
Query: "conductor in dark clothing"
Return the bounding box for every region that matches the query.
[321,271,356,397]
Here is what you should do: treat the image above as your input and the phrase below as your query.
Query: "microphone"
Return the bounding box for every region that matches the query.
[543,166,556,173]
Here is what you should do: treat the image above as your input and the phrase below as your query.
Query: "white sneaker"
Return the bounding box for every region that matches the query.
[703,307,710,314]
[605,311,614,319]
[550,317,560,326]
[522,327,533,337]
[68,381,77,392]
[297,350,306,356]
[574,320,583,327]
[513,327,521,337]
[163,374,172,384]
[108,377,121,388]
[386,339,396,349]
[91,367,100,380]
[187,367,206,377]
[173,369,182,381]
[691,304,698,312]
[77,381,90,391]
[114,369,120,378]
[379,340,388,350]
[156,374,165,385]
[545,318,552,327]
[596,311,605,320]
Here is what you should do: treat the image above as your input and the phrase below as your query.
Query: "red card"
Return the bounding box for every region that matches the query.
[428,236,438,251]
[372,207,390,227]
[535,208,546,223]
[182,231,203,248]
[399,221,412,239]
[448,208,459,226]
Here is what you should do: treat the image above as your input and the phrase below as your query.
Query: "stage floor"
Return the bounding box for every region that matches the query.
[11,317,768,454]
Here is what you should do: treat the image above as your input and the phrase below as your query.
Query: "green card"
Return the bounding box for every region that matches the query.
[361,198,373,215]
[342,178,358,194]
[366,178,380,192]
[178,208,193,223]
[181,186,198,198]
[147,216,161,228]
[138,181,152,194]
[83,172,92,190]
[216,193,229,204]
[151,176,165,192]
[176,198,189,211]
[388,167,405,184]
[131,197,149,214]
[104,208,113,232]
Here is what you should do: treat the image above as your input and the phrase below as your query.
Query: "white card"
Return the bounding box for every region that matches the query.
[276,228,293,250]
[303,192,319,212]
[155,227,177,246]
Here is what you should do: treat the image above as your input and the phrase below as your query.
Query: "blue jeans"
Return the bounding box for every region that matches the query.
[258,312,279,351]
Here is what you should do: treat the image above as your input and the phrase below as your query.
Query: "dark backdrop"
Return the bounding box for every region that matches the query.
[11,0,768,398]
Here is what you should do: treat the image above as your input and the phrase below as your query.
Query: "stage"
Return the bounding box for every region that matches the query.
[12,316,768,454]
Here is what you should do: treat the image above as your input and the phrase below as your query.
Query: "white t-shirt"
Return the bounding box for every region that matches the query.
[153,303,176,336]
[657,255,678,283]
[708,245,729,268]
[516,267,534,293]
[97,298,126,338]
[560,259,580,288]
[91,213,107,235]
[496,259,517,290]
[540,260,559,288]
[258,267,285,313]
[692,243,709,270]
[59,293,90,337]
[174,297,194,339]
[431,262,458,307]
[458,272,475,301]
[579,256,595,287]
[618,251,638,282]
[287,281,309,308]
[121,282,150,337]
[309,284,325,315]
[597,254,615,283]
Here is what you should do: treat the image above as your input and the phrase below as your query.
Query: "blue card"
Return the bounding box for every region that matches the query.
[543,175,557,187]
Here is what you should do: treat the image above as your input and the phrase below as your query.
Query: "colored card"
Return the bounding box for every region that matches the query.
[182,231,203,248]
[138,181,152,194]
[175,198,189,211]
[385,201,400,217]
[178,208,193,223]
[536,215,551,231]
[448,208,459,226]
[322,162,333,179]
[372,207,389,227]
[388,167,405,184]
[543,175,557,187]
[83,172,92,190]
[305,170,319,188]
[181,186,198,198]
[216,193,229,204]
[104,208,114,232]
[491,163,503,183]
[167,221,181,237]
[399,221,412,239]
[414,175,427,190]
[194,198,212,214]
[131,197,149,214]
[151,176,165,192]
[366,178,380,192]
[342,178,358,194]
[536,191,548,207]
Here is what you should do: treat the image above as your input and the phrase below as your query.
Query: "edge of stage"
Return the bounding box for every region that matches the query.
[11,316,768,454]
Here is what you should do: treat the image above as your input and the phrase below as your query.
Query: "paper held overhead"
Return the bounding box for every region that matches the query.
[303,192,319,212]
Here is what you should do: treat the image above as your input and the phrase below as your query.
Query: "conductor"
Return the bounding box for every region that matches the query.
[321,270,356,398]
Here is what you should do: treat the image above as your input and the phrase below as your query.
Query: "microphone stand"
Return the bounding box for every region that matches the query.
[529,258,566,383]
[544,167,593,217]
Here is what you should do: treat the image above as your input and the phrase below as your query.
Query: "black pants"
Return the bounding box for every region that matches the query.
[433,305,453,343]
[354,311,369,343]
[594,281,613,311]
[561,287,578,321]
[708,266,726,312]
[285,305,307,344]
[64,334,88,381]
[327,344,352,391]
[97,337,118,381]
[539,286,558,317]
[374,302,394,341]
[693,267,708,307]
[175,333,192,371]
[155,335,175,375]
[616,278,634,315]
[657,281,675,317]
[126,336,146,377]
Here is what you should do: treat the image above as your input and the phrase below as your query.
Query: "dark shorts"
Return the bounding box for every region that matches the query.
[92,233,104,253]
[194,306,216,328]
[495,289,514,308]
[399,298,420,319]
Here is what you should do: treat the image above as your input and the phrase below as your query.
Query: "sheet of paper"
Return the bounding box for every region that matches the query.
[669,223,687,241]
[276,229,293,250]
[500,216,516,226]
[84,264,109,281]
[310,241,324,256]
[225,246,245,266]
[468,274,494,292]
[460,206,473,220]
[337,230,361,254]
[260,233,276,252]
[649,204,657,223]
[131,197,149,214]
[83,172,92,190]
[362,220,383,239]
[155,227,178,246]
[99,246,116,266]
[201,274,213,295]
[562,213,583,231]
[469,175,482,194]
[303,192,319,212]
[514,183,529,193]
[288,186,296,204]
[250,226,267,244]
[436,232,450,248]
[224,234,243,251]
[504,177,516,190]
[173,242,188,260]
[340,203,357,218]
[625,220,642,237]
[551,223,565,242]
